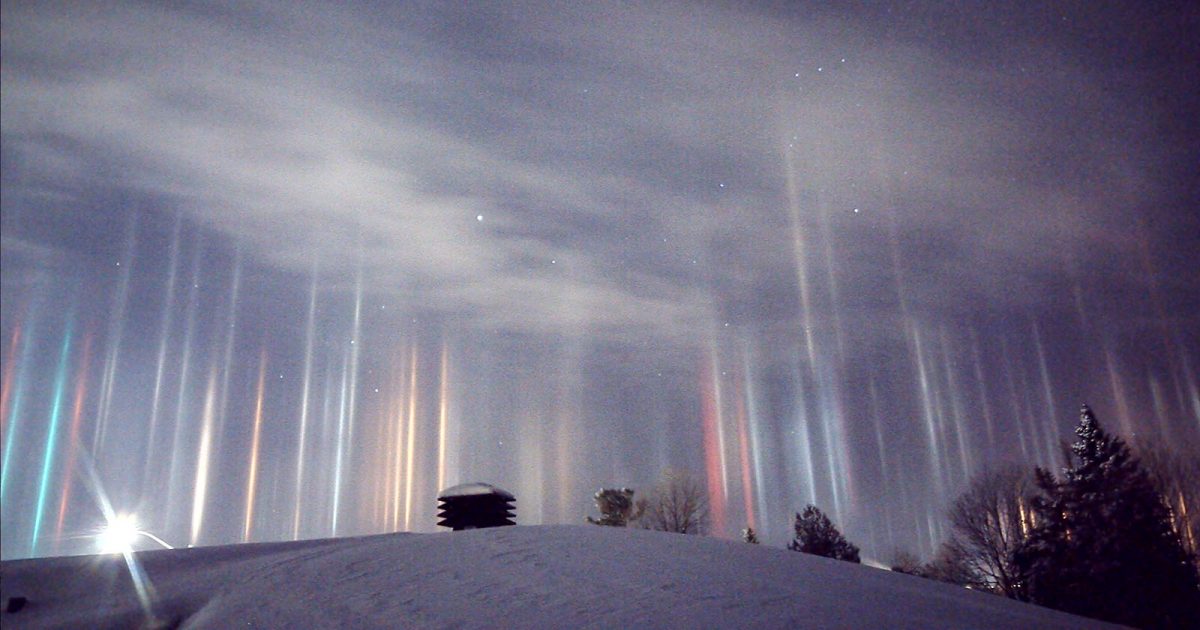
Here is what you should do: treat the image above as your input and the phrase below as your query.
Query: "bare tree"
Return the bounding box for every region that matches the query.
[923,540,983,589]
[1135,437,1200,565]
[636,470,709,535]
[946,466,1035,598]
[889,549,924,576]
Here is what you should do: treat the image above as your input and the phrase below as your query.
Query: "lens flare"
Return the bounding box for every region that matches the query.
[98,513,140,555]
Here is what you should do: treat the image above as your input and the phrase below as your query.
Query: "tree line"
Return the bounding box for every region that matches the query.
[891,405,1198,629]
[588,405,1199,629]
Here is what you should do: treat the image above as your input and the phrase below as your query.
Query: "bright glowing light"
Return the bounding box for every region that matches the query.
[96,512,174,554]
[98,513,140,554]
[404,345,418,531]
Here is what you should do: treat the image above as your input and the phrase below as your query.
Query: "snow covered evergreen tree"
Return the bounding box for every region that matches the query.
[586,488,640,527]
[788,505,860,563]
[742,526,759,544]
[1012,405,1200,629]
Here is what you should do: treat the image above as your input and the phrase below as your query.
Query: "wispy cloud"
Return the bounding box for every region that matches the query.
[2,1,1191,339]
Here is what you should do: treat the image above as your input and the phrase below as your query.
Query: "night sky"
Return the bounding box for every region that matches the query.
[2,1,1197,560]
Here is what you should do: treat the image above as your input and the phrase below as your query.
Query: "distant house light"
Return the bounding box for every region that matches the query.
[436,483,516,531]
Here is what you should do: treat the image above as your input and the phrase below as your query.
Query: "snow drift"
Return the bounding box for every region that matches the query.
[1,525,1115,628]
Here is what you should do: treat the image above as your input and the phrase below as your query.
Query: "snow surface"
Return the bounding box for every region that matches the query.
[0,525,1117,629]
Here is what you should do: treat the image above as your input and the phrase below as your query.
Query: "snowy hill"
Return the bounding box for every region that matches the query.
[1,525,1115,629]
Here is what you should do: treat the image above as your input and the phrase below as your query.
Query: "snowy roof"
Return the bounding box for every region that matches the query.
[437,482,514,500]
[0,525,1117,628]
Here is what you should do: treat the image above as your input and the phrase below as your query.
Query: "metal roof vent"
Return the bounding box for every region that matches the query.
[436,483,516,530]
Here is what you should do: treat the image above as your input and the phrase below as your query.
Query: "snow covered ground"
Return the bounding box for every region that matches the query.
[1,525,1116,629]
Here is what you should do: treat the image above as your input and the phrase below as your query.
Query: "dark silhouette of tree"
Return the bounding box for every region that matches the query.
[1136,437,1200,565]
[945,466,1034,598]
[788,504,860,563]
[587,488,641,527]
[888,545,984,590]
[888,549,924,576]
[742,526,759,544]
[922,541,982,588]
[636,470,708,535]
[1013,405,1200,629]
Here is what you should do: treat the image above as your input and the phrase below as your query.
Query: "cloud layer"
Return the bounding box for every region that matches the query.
[6,1,1194,341]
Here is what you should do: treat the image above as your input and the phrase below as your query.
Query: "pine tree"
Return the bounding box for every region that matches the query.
[1012,405,1200,629]
[742,526,759,544]
[586,488,640,527]
[788,504,860,563]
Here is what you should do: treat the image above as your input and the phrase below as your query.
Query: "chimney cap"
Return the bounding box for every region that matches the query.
[437,482,515,501]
